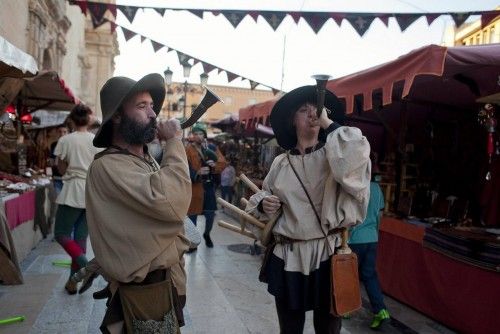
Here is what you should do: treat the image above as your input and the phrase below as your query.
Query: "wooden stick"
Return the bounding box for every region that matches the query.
[240,198,249,207]
[218,220,257,239]
[239,174,261,193]
[217,197,265,229]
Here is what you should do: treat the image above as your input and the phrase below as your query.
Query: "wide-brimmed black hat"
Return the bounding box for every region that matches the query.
[93,73,166,148]
[270,85,345,150]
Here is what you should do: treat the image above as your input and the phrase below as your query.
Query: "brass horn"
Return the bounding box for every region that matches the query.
[311,74,332,117]
[181,86,224,129]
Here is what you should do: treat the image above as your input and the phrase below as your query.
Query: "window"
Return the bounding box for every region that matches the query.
[248,98,257,105]
[490,28,496,44]
[225,96,233,105]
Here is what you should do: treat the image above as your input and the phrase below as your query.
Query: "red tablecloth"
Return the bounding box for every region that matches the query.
[4,191,35,230]
[377,217,500,334]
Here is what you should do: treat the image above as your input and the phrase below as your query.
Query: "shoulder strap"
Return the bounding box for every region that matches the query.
[286,153,325,234]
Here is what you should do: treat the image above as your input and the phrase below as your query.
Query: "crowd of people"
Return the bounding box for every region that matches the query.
[48,72,388,334]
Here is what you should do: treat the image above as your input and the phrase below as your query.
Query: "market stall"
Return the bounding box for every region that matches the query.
[325,44,500,333]
[0,66,78,284]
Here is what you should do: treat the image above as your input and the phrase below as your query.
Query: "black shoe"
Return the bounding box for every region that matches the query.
[78,272,98,295]
[186,247,197,254]
[93,284,111,300]
[203,233,214,248]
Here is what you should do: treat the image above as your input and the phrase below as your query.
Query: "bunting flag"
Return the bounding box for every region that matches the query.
[222,11,246,28]
[151,40,164,52]
[394,14,421,32]
[154,8,166,17]
[262,12,287,31]
[272,88,280,96]
[88,2,107,28]
[70,0,500,36]
[97,18,281,92]
[346,15,376,36]
[120,6,139,23]
[226,71,239,83]
[121,27,137,41]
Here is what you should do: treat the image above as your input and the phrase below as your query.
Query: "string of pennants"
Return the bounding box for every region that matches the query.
[87,16,282,93]
[69,0,500,37]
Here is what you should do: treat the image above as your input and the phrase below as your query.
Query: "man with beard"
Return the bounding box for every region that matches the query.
[85,74,192,333]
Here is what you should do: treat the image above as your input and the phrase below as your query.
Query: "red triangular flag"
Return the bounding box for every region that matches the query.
[262,12,287,31]
[481,12,500,28]
[222,11,245,28]
[249,80,259,90]
[302,13,330,34]
[121,27,137,42]
[394,14,421,32]
[226,71,239,83]
[109,21,118,33]
[450,13,470,28]
[377,14,390,27]
[107,4,117,19]
[289,12,301,24]
[272,88,280,95]
[346,15,376,37]
[69,0,88,15]
[331,13,345,26]
[151,40,164,52]
[88,2,107,28]
[248,11,260,22]
[119,5,139,23]
[425,14,440,26]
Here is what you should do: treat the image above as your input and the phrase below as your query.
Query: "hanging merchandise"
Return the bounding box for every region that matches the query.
[478,104,498,181]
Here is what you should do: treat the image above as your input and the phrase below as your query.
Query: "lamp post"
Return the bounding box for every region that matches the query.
[164,62,210,135]
[163,68,173,118]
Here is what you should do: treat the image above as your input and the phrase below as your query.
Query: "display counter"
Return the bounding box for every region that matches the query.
[377,217,500,334]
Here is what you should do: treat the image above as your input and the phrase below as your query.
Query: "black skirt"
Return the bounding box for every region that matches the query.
[264,253,331,312]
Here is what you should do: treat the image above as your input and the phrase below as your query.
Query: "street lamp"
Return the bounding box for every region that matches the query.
[200,72,209,87]
[163,67,173,85]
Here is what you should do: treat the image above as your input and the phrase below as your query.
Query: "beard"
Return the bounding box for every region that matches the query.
[118,113,157,145]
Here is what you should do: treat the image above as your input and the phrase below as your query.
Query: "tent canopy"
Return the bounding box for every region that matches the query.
[0,36,38,78]
[327,44,500,113]
[20,71,80,111]
[238,44,500,126]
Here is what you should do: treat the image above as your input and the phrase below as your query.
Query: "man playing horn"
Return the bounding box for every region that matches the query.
[85,73,191,333]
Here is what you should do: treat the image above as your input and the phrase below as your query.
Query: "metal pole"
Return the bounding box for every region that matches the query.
[183,81,188,137]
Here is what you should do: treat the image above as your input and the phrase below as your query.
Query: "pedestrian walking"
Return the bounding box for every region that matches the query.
[349,175,390,330]
[186,123,227,248]
[53,104,100,294]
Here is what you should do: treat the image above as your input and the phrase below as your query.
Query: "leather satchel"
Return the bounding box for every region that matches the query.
[287,153,362,317]
[330,230,362,316]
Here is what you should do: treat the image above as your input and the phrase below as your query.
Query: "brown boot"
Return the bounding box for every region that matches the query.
[65,279,77,295]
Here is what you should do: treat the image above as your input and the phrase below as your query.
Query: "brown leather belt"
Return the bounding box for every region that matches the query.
[275,227,344,244]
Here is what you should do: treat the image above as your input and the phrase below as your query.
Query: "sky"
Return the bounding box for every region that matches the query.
[113,0,499,92]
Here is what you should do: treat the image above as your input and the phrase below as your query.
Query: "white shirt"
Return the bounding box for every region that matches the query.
[54,131,101,208]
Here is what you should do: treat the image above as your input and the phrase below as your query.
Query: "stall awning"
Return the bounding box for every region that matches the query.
[237,44,500,127]
[0,36,38,78]
[20,71,80,111]
[327,44,500,113]
[238,99,278,129]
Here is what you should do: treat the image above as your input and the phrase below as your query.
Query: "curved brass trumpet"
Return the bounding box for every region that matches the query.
[311,74,332,117]
[181,86,224,129]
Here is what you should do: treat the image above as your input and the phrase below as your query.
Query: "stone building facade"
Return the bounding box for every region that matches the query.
[0,0,118,118]
[443,8,500,46]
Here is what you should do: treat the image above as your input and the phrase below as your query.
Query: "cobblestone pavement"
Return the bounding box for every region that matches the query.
[0,211,455,334]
